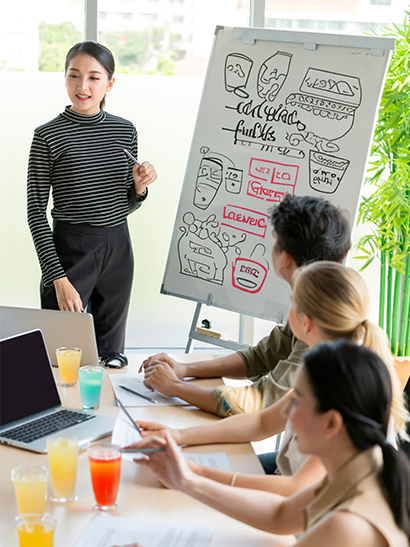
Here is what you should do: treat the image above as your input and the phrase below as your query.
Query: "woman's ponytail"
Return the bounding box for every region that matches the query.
[362,320,409,441]
[379,441,410,537]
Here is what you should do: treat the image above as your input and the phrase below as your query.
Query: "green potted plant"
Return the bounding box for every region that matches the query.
[355,9,410,383]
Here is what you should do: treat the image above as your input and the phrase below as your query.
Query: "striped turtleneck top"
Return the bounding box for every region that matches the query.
[27,106,145,287]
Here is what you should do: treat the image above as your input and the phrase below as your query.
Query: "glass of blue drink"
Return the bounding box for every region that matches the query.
[78,365,104,410]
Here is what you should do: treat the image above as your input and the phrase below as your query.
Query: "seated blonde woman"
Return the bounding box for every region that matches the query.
[135,341,410,547]
[133,262,408,496]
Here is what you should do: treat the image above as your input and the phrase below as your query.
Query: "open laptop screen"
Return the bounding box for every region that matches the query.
[0,330,61,426]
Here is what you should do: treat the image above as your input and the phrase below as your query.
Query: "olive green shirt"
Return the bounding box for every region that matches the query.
[213,321,308,417]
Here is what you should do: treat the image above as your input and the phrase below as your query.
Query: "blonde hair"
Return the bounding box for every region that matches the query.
[293,261,409,440]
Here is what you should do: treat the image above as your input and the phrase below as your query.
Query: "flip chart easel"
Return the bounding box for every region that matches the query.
[160,26,395,353]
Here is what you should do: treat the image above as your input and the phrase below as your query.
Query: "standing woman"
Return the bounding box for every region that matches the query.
[27,41,157,359]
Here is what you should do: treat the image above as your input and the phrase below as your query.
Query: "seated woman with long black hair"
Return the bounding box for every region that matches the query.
[135,341,410,547]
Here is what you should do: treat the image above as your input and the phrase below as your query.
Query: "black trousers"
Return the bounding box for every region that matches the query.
[41,221,134,358]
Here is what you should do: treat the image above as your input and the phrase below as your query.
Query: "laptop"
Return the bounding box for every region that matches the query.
[0,306,99,366]
[0,330,115,453]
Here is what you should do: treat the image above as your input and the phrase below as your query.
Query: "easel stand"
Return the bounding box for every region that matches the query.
[185,303,249,353]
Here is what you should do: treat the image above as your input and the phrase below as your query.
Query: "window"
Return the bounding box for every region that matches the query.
[328,20,346,30]
[297,19,314,29]
[98,0,249,76]
[0,0,84,72]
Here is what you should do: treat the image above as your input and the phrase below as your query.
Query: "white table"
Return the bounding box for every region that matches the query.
[0,354,294,546]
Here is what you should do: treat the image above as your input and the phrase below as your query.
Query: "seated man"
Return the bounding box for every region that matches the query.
[141,195,351,417]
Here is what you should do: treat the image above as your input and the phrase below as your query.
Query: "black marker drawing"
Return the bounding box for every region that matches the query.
[177,212,246,285]
[309,150,350,194]
[194,147,243,209]
[225,53,253,99]
[285,68,362,151]
[287,131,340,153]
[223,97,306,153]
[257,52,292,102]
[225,167,243,194]
[301,68,361,101]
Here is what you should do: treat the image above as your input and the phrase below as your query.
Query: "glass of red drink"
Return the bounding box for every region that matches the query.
[88,443,122,510]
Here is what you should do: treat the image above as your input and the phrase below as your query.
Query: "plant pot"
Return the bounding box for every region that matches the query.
[393,356,410,392]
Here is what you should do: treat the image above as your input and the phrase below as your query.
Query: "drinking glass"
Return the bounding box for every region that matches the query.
[46,434,78,502]
[56,347,82,387]
[15,513,56,547]
[88,443,122,510]
[11,466,48,514]
[78,365,104,410]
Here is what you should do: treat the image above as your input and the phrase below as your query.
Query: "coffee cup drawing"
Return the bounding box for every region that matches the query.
[225,53,253,98]
[232,258,268,293]
[231,244,269,294]
[257,51,292,102]
[309,150,350,194]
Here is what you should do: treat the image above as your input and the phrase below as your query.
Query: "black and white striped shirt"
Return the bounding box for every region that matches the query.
[27,106,144,286]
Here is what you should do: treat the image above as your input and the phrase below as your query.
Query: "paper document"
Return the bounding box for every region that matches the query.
[183,452,231,471]
[111,411,142,460]
[109,374,190,406]
[112,414,232,469]
[74,515,213,547]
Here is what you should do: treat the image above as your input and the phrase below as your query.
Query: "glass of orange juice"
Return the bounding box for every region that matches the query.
[15,513,56,547]
[11,466,48,514]
[55,347,82,387]
[46,434,78,502]
[88,443,122,510]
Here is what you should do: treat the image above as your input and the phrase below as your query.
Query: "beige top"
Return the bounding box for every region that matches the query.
[276,423,309,476]
[213,321,308,417]
[304,447,408,547]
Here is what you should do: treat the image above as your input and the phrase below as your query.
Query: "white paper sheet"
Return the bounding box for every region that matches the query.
[74,515,213,547]
[111,411,142,460]
[109,374,190,407]
[183,452,231,472]
[112,414,233,469]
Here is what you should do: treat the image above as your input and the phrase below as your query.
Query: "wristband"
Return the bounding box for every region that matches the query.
[230,472,238,487]
[135,188,148,201]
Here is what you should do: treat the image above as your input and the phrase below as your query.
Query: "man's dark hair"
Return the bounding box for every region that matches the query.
[270,195,351,266]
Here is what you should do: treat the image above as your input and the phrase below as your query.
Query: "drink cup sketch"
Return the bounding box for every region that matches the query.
[225,53,253,98]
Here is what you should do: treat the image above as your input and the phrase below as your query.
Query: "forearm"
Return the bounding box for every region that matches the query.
[197,467,301,497]
[172,383,218,414]
[184,353,247,379]
[235,473,306,497]
[178,411,269,446]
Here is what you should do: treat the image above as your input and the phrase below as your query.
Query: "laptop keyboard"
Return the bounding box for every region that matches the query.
[1,409,95,444]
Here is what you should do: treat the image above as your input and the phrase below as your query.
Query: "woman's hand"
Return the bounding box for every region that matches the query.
[136,420,182,445]
[133,161,157,196]
[53,277,83,312]
[134,432,196,492]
